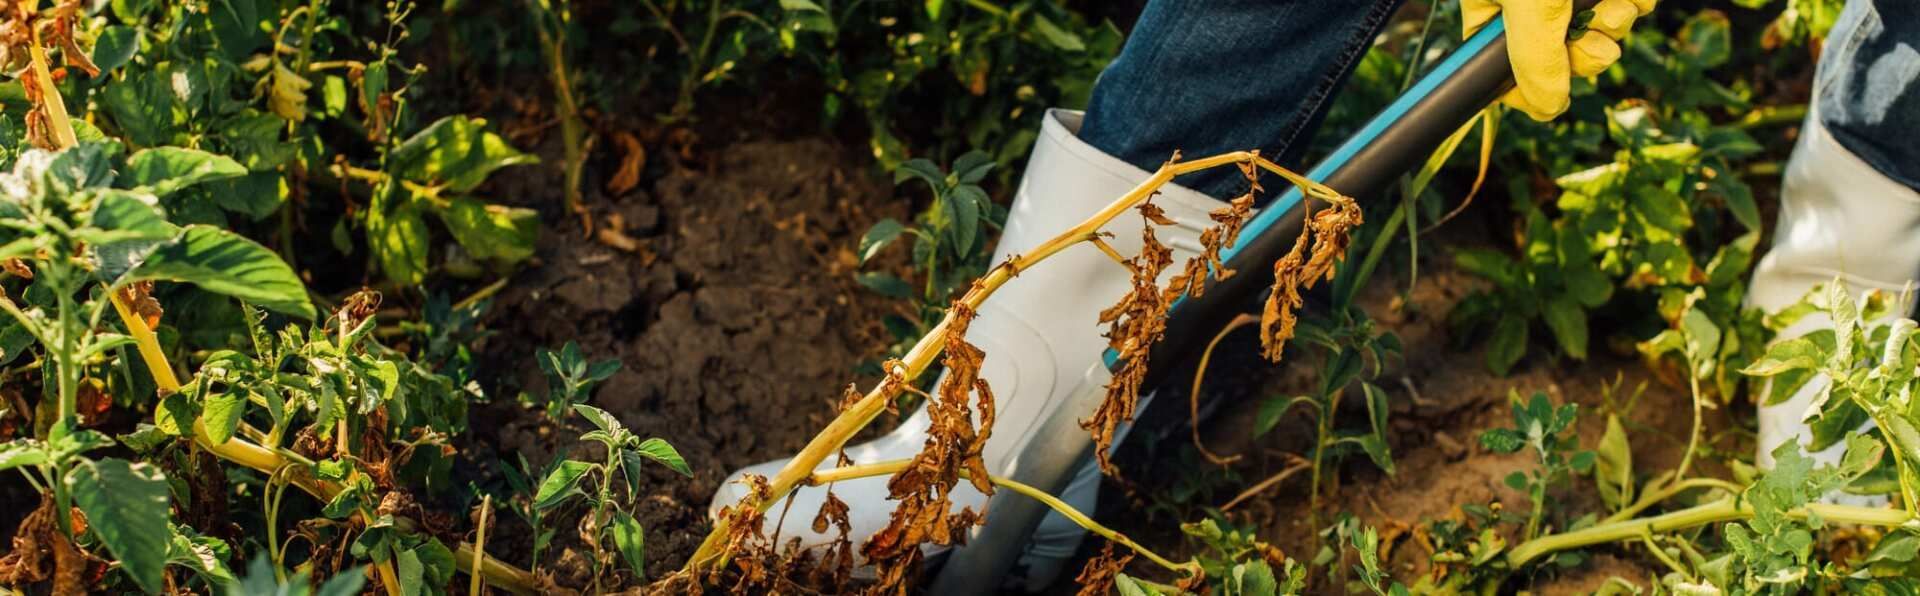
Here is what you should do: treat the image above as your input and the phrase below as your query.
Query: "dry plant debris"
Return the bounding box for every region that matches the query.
[864,299,997,594]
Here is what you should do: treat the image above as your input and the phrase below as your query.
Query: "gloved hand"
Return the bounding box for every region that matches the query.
[1464,0,1657,120]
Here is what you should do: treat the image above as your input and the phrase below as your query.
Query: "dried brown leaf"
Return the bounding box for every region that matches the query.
[0,493,56,585]
[606,131,646,195]
[1073,542,1135,596]
[1083,199,1175,476]
[864,300,997,592]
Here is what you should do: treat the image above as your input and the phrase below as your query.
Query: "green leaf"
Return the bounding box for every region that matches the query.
[1630,186,1692,236]
[1541,296,1588,360]
[67,458,172,594]
[92,26,140,74]
[1115,574,1165,596]
[1742,336,1826,377]
[855,271,913,298]
[952,151,996,185]
[1595,414,1634,510]
[609,511,647,581]
[1361,382,1390,441]
[200,172,286,221]
[389,116,538,192]
[1255,395,1312,437]
[1487,314,1528,376]
[123,147,247,197]
[859,218,907,264]
[166,529,235,584]
[632,437,692,477]
[1679,10,1732,67]
[369,201,430,287]
[892,158,943,189]
[0,439,47,471]
[88,190,177,282]
[1353,433,1395,476]
[1029,14,1085,52]
[945,186,982,253]
[154,392,200,436]
[534,460,595,510]
[99,71,183,147]
[1868,531,1920,565]
[436,197,538,263]
[573,404,621,433]
[1454,249,1519,288]
[124,225,315,319]
[1480,428,1525,454]
[202,391,246,445]
[1681,307,1722,373]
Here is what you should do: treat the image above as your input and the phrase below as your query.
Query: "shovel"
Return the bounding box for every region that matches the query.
[933,15,1521,591]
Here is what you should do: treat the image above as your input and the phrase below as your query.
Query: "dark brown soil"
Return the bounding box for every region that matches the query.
[1083,240,1746,594]
[461,126,910,582]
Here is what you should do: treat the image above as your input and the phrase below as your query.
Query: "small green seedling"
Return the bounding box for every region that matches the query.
[533,341,622,422]
[1480,391,1596,541]
[533,404,690,589]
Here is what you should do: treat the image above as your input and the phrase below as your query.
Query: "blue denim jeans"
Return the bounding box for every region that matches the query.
[1820,0,1920,192]
[1078,0,1405,201]
[1084,0,1920,198]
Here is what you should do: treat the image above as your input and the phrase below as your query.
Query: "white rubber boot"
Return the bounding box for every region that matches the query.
[1749,108,1920,474]
[709,108,1227,589]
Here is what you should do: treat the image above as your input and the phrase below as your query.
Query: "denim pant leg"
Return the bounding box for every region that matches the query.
[1078,0,1406,202]
[1818,0,1920,192]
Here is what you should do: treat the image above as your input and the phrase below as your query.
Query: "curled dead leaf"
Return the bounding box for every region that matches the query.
[607,131,646,195]
[1072,542,1135,596]
[865,299,996,592]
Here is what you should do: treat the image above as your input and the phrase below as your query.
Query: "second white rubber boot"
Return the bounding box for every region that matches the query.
[1749,108,1920,473]
[709,108,1228,588]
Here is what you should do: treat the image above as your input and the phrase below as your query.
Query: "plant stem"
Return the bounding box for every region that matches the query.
[1305,389,1338,585]
[686,151,1347,573]
[804,460,1200,576]
[470,495,492,596]
[530,0,590,232]
[1601,476,1743,524]
[1675,368,1703,481]
[1506,497,1912,566]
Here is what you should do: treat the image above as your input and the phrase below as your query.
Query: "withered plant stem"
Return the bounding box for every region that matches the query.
[687,151,1346,573]
[804,459,1200,576]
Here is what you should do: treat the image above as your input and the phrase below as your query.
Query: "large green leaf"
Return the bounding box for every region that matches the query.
[631,438,692,477]
[1595,414,1634,510]
[1541,296,1589,360]
[67,458,172,594]
[609,511,648,581]
[369,202,430,287]
[92,26,140,73]
[99,71,184,148]
[87,190,177,282]
[202,390,246,445]
[1487,314,1528,376]
[435,197,537,263]
[124,226,315,319]
[122,147,246,197]
[389,116,537,192]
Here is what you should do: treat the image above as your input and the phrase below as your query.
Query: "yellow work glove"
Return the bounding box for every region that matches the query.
[1463,0,1657,120]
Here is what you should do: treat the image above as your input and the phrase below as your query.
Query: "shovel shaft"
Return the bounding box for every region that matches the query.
[933,17,1515,592]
